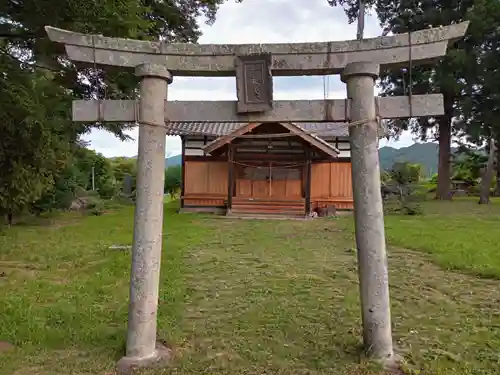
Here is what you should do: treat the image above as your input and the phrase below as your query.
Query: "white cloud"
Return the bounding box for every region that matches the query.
[84,0,419,158]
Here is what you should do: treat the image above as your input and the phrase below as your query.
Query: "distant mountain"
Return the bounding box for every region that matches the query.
[379,143,455,176]
[163,142,451,176]
[165,154,182,167]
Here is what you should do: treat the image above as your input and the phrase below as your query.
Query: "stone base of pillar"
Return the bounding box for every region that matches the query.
[116,341,171,375]
[375,353,403,372]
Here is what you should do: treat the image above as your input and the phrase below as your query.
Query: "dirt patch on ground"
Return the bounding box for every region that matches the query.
[0,341,14,352]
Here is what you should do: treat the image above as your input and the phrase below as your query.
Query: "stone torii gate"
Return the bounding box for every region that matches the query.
[45,21,468,373]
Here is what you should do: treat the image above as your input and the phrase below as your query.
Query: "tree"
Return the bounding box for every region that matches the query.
[71,147,117,198]
[386,161,424,215]
[31,145,118,214]
[0,0,231,222]
[452,145,487,187]
[0,58,71,223]
[1,0,231,104]
[109,157,138,194]
[164,165,182,199]
[329,0,477,201]
[390,161,422,186]
[458,0,500,199]
[478,138,496,204]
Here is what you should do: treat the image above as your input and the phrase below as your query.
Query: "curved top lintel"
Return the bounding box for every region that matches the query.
[44,22,469,76]
[45,22,469,56]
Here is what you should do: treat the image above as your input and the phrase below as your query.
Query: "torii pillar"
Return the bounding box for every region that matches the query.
[341,62,396,366]
[117,63,172,374]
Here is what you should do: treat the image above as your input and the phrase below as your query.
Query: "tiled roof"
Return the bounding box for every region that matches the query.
[164,121,349,138]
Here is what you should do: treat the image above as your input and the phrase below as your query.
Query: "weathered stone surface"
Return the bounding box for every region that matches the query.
[342,61,380,79]
[68,197,91,211]
[116,341,171,375]
[63,42,448,76]
[45,22,469,76]
[136,63,172,83]
[235,54,273,113]
[342,61,396,366]
[72,94,444,123]
[120,63,170,368]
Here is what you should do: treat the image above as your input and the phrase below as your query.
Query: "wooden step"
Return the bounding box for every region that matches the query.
[231,206,304,214]
[232,202,304,209]
[231,199,304,207]
[232,198,304,203]
[232,201,304,207]
[227,211,307,220]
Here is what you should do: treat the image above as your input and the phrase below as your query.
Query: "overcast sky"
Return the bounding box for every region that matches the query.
[83,0,418,158]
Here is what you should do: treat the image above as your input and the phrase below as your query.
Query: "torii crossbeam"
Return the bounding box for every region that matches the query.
[46,23,468,76]
[72,94,444,123]
[45,21,469,375]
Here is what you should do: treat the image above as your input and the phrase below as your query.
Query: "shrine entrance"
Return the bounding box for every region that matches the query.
[231,161,306,216]
[202,121,339,216]
[234,161,303,199]
[44,20,469,373]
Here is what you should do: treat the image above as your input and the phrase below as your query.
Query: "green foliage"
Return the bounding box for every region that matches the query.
[328,0,493,199]
[0,0,230,222]
[71,147,117,198]
[390,161,422,185]
[380,169,391,184]
[164,165,182,198]
[385,162,425,215]
[30,146,118,214]
[460,0,500,146]
[109,157,137,194]
[452,145,488,185]
[86,196,104,216]
[0,58,72,219]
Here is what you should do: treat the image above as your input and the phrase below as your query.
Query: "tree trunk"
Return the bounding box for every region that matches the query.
[7,210,13,226]
[495,136,500,196]
[357,1,365,40]
[479,138,496,204]
[435,96,453,200]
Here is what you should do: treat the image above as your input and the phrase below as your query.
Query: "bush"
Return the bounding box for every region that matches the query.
[164,165,181,198]
[383,162,426,216]
[85,196,104,216]
[420,181,437,193]
[90,207,104,216]
[74,186,89,198]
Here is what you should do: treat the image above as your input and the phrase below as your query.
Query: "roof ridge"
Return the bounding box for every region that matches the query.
[164,121,349,138]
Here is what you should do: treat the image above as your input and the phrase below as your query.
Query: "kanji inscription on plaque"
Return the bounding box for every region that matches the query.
[235,54,273,113]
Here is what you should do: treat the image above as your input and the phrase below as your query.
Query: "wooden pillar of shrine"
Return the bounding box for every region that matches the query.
[227,144,234,213]
[304,148,312,216]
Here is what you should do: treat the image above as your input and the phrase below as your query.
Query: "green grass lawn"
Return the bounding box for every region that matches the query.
[0,200,499,374]
[383,198,500,278]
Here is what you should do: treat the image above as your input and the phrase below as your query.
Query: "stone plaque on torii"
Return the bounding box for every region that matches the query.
[45,20,469,374]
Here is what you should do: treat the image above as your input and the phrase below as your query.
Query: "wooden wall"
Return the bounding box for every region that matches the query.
[311,162,353,209]
[183,160,228,207]
[182,131,354,211]
[236,179,302,198]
